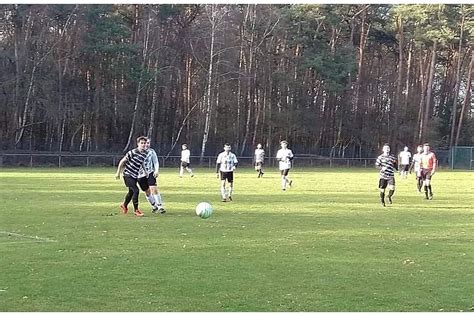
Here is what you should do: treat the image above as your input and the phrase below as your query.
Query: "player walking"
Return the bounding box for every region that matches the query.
[420,143,437,200]
[410,145,424,193]
[276,140,294,191]
[216,143,238,202]
[254,143,265,178]
[375,143,398,207]
[115,136,149,217]
[398,146,412,179]
[179,144,194,178]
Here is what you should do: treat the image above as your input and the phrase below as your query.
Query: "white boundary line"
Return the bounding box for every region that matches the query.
[0,231,57,243]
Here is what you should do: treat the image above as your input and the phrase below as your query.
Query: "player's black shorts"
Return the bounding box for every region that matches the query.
[280,169,290,176]
[137,175,151,191]
[402,164,409,172]
[124,175,140,190]
[181,161,190,168]
[220,171,234,182]
[255,161,263,170]
[420,168,433,181]
[379,177,395,189]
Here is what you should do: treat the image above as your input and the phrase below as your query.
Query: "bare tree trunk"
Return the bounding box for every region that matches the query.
[449,6,465,148]
[200,4,218,162]
[419,40,437,142]
[147,59,159,139]
[404,40,413,113]
[455,49,473,146]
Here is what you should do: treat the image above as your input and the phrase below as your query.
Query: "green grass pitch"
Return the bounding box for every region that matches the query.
[0,167,473,311]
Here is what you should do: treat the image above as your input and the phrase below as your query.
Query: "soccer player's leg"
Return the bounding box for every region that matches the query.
[179,165,184,177]
[379,178,387,207]
[387,177,395,205]
[220,172,227,202]
[121,175,136,214]
[128,178,143,216]
[139,176,157,211]
[425,171,433,199]
[421,169,430,199]
[148,174,165,214]
[186,164,194,177]
[227,172,234,201]
[281,170,287,190]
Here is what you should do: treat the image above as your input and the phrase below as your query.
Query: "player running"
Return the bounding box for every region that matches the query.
[254,143,265,178]
[276,140,294,191]
[115,136,149,217]
[216,143,238,202]
[420,143,437,200]
[179,144,194,178]
[375,143,398,207]
[138,138,165,215]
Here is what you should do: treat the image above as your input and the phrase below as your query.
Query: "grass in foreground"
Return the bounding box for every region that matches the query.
[0,167,473,312]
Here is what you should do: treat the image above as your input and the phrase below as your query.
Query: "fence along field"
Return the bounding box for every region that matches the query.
[0,167,473,311]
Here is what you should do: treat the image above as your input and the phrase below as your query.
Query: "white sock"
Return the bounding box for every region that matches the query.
[282,177,286,189]
[228,186,233,197]
[220,186,226,199]
[146,194,156,206]
[154,193,162,206]
[187,168,193,176]
[179,167,184,177]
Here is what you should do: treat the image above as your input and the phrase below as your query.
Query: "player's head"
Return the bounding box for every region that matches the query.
[257,143,262,149]
[404,146,408,151]
[182,144,188,150]
[224,143,231,152]
[423,143,430,153]
[280,140,288,149]
[417,145,423,153]
[145,138,151,149]
[136,136,148,151]
[382,143,390,155]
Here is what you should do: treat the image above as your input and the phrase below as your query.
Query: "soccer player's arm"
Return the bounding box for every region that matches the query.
[375,157,382,170]
[115,154,129,179]
[216,156,221,177]
[152,151,159,178]
[288,151,294,161]
[431,155,437,175]
[394,157,399,171]
[233,156,238,170]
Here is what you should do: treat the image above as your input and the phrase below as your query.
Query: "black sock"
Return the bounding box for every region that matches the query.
[388,189,394,198]
[380,191,385,202]
[417,179,422,191]
[424,186,429,198]
[428,185,432,195]
[124,190,133,207]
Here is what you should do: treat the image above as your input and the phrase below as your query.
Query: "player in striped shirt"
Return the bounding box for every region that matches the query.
[410,145,423,193]
[375,143,398,207]
[216,143,238,202]
[138,138,165,214]
[420,143,437,200]
[276,140,294,191]
[115,136,149,217]
[254,143,265,178]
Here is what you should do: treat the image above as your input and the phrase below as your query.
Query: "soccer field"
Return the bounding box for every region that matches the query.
[0,167,473,311]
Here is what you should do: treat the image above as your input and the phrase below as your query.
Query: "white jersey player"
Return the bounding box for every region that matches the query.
[216,143,238,202]
[398,146,412,179]
[276,140,294,191]
[179,144,194,177]
[254,143,265,178]
[410,145,423,193]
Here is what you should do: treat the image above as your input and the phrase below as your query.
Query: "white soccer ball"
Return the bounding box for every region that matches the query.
[195,202,213,219]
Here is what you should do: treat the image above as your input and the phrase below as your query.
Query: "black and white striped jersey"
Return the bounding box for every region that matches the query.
[123,149,148,178]
[375,154,398,180]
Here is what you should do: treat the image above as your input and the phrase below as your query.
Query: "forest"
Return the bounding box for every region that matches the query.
[0,4,473,158]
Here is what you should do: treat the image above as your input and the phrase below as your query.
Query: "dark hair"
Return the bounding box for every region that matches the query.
[182,143,187,147]
[224,143,231,147]
[136,136,148,143]
[383,143,390,147]
[280,140,288,144]
[423,143,430,147]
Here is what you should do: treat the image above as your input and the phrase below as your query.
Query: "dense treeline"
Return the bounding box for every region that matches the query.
[0,4,473,157]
